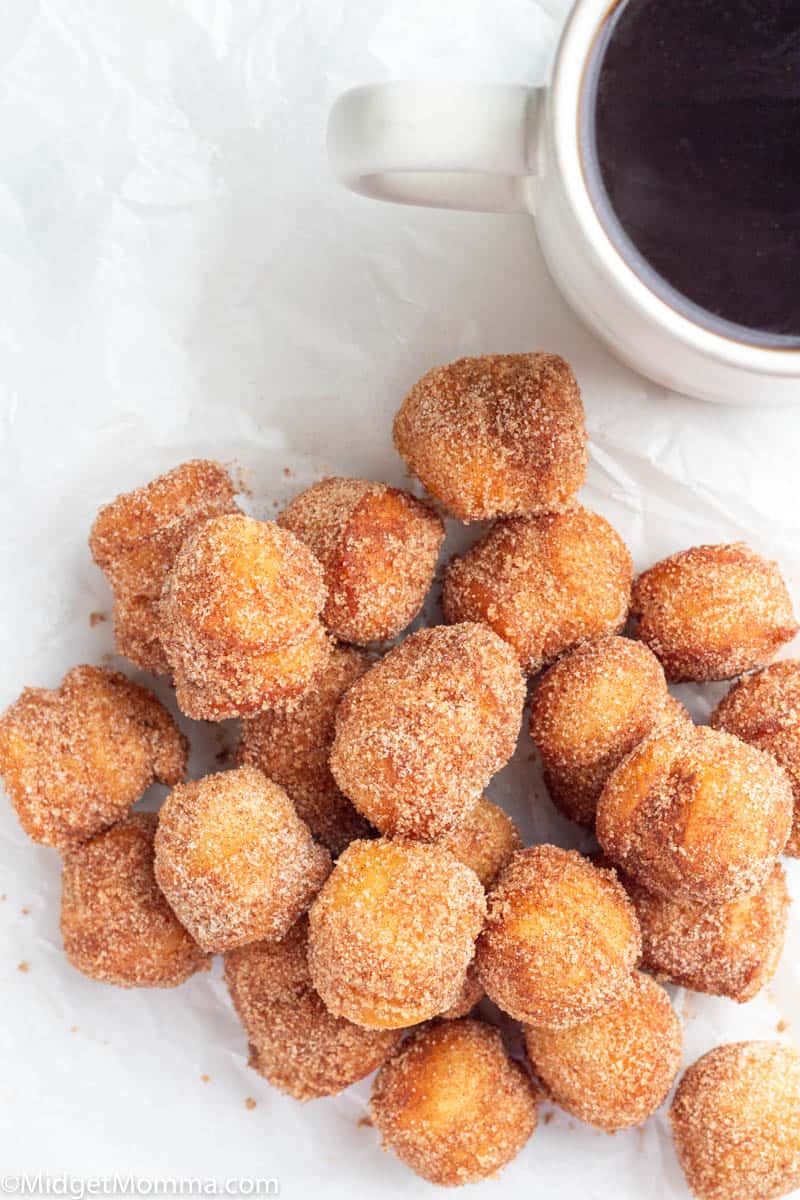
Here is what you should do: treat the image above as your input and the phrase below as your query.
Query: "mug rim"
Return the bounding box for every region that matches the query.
[550,0,800,377]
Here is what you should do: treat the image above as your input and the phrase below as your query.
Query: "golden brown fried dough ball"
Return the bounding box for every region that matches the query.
[277,478,444,645]
[439,797,522,889]
[712,661,800,856]
[529,637,671,826]
[61,813,209,987]
[330,623,525,841]
[154,766,331,954]
[0,665,187,852]
[632,543,798,683]
[597,724,792,905]
[371,1018,539,1186]
[224,917,402,1101]
[438,961,484,1019]
[160,513,331,720]
[670,1041,800,1200]
[443,508,633,674]
[625,862,789,1003]
[476,845,640,1030]
[89,459,239,673]
[238,644,373,856]
[112,593,171,676]
[307,838,485,1030]
[524,971,682,1131]
[393,353,587,522]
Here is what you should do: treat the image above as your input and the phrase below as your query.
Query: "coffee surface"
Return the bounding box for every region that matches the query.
[585,0,800,343]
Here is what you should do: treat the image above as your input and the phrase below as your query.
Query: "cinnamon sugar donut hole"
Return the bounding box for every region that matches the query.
[476,845,641,1030]
[89,459,239,673]
[239,644,373,855]
[631,543,798,682]
[438,961,484,1019]
[0,665,187,852]
[442,508,633,674]
[529,637,672,826]
[670,1041,800,1200]
[277,478,444,645]
[307,838,485,1030]
[439,796,522,889]
[224,917,402,1101]
[112,593,171,676]
[61,813,209,987]
[597,724,792,904]
[154,766,331,954]
[330,623,525,841]
[712,660,800,856]
[625,862,789,1003]
[371,1018,539,1186]
[524,971,682,1132]
[160,513,331,720]
[393,353,587,522]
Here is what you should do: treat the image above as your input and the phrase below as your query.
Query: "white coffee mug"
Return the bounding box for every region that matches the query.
[327,0,800,406]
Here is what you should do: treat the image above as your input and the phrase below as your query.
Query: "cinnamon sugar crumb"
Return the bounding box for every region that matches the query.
[89,611,108,627]
[17,961,29,973]
[245,1097,257,1110]
[201,1074,211,1083]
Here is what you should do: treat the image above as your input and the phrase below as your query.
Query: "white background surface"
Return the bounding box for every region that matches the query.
[2,2,800,1197]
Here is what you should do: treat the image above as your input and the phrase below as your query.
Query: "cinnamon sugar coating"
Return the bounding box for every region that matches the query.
[112,593,171,675]
[239,644,373,855]
[307,838,485,1030]
[631,543,798,683]
[529,637,672,826]
[60,813,209,987]
[439,796,522,888]
[670,1041,800,1200]
[438,960,484,1019]
[712,660,800,856]
[371,1018,539,1186]
[154,766,331,954]
[475,845,641,1030]
[524,971,682,1131]
[625,862,789,1004]
[442,508,633,674]
[160,513,331,720]
[89,459,239,672]
[597,724,792,904]
[277,478,444,645]
[224,917,402,1101]
[393,353,587,522]
[0,665,187,852]
[330,623,525,841]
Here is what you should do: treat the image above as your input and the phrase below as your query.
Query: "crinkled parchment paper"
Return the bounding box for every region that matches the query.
[1,3,800,1197]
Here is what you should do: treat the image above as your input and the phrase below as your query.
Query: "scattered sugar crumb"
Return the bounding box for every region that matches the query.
[201,1074,211,1084]
[89,611,108,627]
[283,467,293,478]
[357,1116,373,1129]
[17,961,29,973]
[21,907,29,916]
[543,1111,554,1125]
[70,1025,79,1034]
[245,1097,257,1111]
[777,1019,789,1033]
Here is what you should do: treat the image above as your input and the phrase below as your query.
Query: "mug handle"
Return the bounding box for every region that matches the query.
[327,82,544,214]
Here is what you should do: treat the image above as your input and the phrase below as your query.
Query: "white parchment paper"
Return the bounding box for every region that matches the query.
[1,3,800,1197]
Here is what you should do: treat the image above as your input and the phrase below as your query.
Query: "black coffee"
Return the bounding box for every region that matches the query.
[582,0,800,345]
